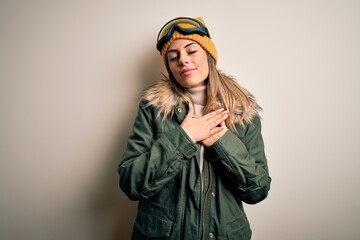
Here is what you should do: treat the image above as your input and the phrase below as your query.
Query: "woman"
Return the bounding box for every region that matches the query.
[118,16,271,240]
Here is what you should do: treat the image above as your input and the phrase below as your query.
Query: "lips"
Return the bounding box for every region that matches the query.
[180,68,196,76]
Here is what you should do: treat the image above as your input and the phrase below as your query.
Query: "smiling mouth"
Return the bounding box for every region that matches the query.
[181,68,195,76]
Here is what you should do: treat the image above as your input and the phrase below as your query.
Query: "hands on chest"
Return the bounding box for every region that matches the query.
[181,104,229,147]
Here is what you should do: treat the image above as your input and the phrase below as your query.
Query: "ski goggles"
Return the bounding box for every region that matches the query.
[156,17,211,52]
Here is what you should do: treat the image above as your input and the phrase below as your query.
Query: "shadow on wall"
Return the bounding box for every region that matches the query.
[88,48,164,240]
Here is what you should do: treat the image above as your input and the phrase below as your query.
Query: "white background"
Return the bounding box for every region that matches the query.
[1,0,359,239]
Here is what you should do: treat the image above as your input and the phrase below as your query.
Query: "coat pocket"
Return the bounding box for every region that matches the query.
[134,201,173,238]
[226,216,252,240]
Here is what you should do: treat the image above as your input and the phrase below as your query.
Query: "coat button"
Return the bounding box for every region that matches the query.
[209,232,214,238]
[177,108,182,113]
[211,192,216,197]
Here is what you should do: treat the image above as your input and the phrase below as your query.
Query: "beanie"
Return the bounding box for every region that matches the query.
[158,17,218,66]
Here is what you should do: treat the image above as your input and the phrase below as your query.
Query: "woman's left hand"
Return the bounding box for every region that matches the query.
[201,120,228,147]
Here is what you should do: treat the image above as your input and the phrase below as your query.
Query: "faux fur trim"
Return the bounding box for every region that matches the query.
[142,79,261,124]
[142,80,179,119]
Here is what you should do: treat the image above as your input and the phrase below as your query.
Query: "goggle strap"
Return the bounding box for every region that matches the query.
[156,21,210,52]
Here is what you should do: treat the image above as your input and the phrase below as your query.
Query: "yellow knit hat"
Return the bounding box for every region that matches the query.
[158,17,218,65]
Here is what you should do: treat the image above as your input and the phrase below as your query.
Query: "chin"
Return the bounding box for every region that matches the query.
[182,83,199,89]
[176,75,206,88]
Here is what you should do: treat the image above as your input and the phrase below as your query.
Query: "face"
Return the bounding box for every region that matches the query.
[166,39,209,89]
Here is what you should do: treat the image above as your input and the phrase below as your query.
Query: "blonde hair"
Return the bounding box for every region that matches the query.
[204,56,261,128]
[158,55,261,129]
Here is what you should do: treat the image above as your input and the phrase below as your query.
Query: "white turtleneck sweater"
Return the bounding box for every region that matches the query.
[186,85,207,190]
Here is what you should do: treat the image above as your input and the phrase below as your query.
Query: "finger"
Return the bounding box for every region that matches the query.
[210,127,224,135]
[210,113,228,128]
[205,108,224,120]
[213,110,229,121]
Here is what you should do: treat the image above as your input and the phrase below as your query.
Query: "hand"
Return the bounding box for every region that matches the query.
[181,104,229,142]
[201,120,228,147]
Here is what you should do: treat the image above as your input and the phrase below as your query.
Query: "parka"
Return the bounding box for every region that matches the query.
[118,81,271,240]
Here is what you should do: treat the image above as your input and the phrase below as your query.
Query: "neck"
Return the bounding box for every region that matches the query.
[187,85,207,106]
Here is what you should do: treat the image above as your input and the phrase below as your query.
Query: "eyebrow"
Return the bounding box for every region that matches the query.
[167,42,198,54]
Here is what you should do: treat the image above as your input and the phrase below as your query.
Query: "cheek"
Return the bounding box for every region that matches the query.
[197,52,209,68]
[199,57,209,73]
[168,64,177,76]
[202,65,209,78]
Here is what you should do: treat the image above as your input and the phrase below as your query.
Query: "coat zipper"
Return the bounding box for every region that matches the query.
[201,162,212,240]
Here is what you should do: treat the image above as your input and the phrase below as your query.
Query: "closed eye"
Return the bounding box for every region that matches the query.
[169,56,179,61]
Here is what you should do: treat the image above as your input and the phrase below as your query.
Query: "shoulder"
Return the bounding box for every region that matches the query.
[141,80,177,107]
[139,80,180,119]
[231,114,262,138]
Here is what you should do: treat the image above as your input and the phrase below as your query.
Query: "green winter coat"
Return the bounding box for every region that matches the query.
[119,85,271,240]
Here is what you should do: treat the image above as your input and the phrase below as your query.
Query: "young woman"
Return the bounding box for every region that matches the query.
[118,16,271,240]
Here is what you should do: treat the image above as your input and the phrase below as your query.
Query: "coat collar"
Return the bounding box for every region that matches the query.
[142,79,260,125]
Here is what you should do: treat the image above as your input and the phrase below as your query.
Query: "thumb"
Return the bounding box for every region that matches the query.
[220,120,228,129]
[220,120,226,127]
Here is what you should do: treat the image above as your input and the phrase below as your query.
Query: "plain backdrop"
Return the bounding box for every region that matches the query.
[1,0,359,239]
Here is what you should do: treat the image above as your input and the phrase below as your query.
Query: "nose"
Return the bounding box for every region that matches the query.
[178,52,189,65]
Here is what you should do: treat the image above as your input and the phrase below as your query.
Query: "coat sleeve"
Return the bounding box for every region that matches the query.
[204,116,271,204]
[118,100,198,201]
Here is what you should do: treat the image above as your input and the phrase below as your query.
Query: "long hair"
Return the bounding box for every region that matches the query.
[204,55,261,128]
[166,54,261,129]
[143,55,260,129]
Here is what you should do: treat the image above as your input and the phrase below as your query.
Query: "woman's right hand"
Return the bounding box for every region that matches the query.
[181,104,229,142]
